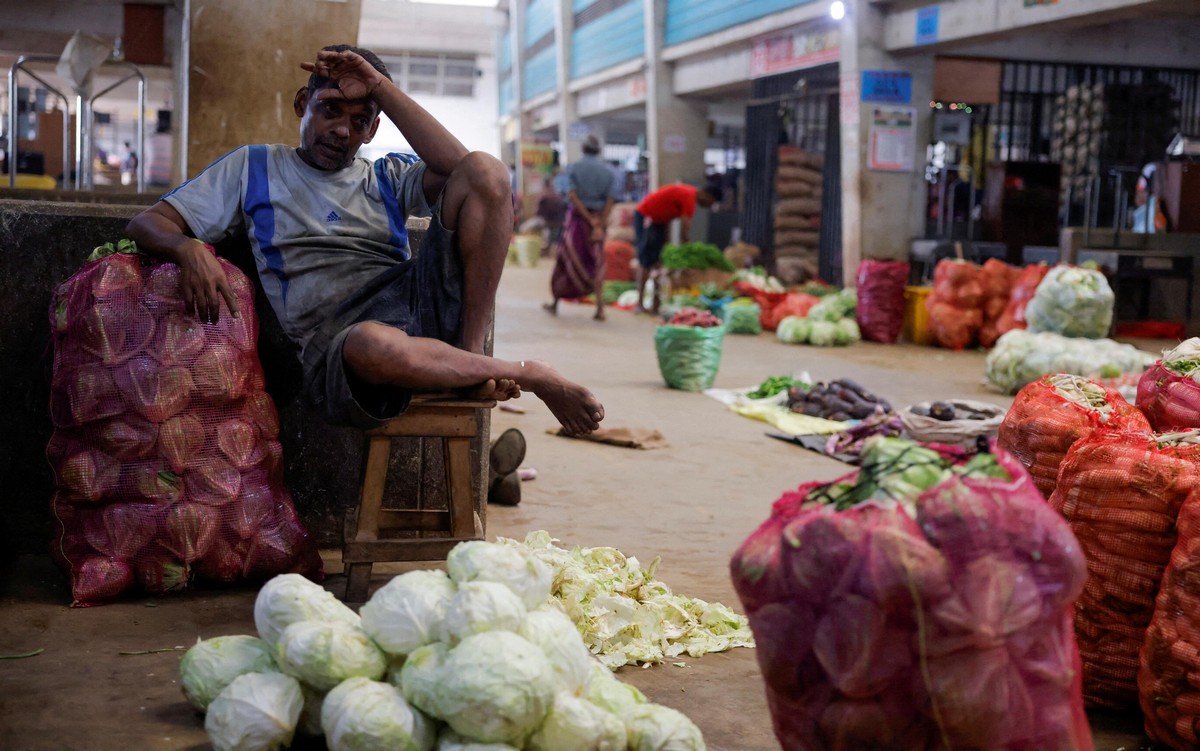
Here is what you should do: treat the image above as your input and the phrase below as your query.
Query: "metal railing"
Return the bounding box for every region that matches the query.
[81,61,146,192]
[7,55,71,189]
[6,56,146,192]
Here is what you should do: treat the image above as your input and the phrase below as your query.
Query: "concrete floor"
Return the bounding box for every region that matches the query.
[0,262,1163,750]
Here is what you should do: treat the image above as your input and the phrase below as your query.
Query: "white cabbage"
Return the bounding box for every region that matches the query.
[442,581,527,643]
[253,574,360,648]
[584,662,647,716]
[320,677,436,751]
[435,728,520,750]
[432,631,555,745]
[1026,265,1114,339]
[518,607,595,696]
[204,671,303,751]
[360,569,457,656]
[624,703,707,751]
[179,634,278,713]
[526,692,626,751]
[985,329,1156,394]
[395,642,451,716]
[274,620,387,691]
[446,540,553,610]
[775,315,810,344]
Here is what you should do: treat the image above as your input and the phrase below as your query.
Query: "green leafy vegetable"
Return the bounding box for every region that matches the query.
[661,243,734,272]
[748,375,800,400]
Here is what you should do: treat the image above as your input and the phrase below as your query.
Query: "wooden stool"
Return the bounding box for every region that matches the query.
[342,394,495,601]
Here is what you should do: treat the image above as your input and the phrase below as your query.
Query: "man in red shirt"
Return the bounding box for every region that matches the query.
[633,181,722,314]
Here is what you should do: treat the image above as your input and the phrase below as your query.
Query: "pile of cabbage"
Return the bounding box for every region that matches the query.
[1025,264,1115,339]
[498,531,754,669]
[984,329,1156,394]
[775,288,861,347]
[180,540,708,751]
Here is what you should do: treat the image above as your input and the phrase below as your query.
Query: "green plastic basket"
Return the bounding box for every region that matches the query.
[654,324,726,392]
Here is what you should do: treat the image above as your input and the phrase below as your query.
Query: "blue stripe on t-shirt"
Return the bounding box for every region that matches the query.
[374,155,411,260]
[244,145,288,303]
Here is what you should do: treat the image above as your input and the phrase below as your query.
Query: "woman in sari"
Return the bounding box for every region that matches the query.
[544,135,618,321]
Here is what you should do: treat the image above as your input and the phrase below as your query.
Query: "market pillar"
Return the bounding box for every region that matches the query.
[187,0,362,176]
[643,0,709,191]
[838,0,933,271]
[554,0,583,166]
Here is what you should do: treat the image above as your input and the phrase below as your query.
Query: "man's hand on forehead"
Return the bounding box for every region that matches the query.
[300,50,385,102]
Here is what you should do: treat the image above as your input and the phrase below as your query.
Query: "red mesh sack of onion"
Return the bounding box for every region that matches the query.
[1137,339,1200,432]
[47,246,322,606]
[730,441,1092,750]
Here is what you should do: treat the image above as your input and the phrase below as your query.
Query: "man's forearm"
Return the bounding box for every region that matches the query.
[373,82,467,175]
[568,191,595,225]
[126,209,204,264]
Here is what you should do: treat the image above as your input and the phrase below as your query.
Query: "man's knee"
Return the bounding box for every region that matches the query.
[343,322,409,384]
[450,151,510,206]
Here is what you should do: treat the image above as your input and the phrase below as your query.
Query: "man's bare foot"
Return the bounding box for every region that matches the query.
[593,309,606,322]
[542,301,558,316]
[459,378,521,401]
[517,360,604,435]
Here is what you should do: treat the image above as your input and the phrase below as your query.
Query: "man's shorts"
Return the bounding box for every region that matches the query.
[301,213,464,429]
[634,211,669,269]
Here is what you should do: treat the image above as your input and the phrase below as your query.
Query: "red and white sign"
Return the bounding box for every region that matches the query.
[750,25,840,79]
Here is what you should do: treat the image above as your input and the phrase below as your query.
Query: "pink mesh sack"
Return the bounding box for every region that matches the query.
[47,247,322,606]
[730,445,1092,750]
[854,259,908,344]
[1137,340,1200,432]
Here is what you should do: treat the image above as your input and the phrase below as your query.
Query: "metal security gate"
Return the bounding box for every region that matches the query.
[946,61,1200,231]
[743,64,840,281]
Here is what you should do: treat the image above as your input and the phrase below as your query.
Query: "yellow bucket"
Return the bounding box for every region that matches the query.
[903,286,934,345]
[512,234,541,267]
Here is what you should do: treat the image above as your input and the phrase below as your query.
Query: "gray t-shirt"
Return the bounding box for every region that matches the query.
[568,154,618,211]
[163,144,430,353]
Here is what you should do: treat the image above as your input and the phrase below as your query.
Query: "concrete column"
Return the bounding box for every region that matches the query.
[643,0,708,191]
[509,0,526,194]
[839,0,933,272]
[187,0,361,175]
[554,0,583,166]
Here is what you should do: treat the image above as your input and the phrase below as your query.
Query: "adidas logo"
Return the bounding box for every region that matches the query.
[326,210,342,222]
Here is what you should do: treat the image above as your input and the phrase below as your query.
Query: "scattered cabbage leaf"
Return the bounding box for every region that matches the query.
[497,531,754,668]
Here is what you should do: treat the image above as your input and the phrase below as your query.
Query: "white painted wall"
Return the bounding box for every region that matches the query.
[884,0,1183,52]
[943,17,1200,69]
[357,0,504,159]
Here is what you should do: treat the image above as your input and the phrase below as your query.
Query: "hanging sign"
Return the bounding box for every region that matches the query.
[861,71,912,105]
[750,25,840,78]
[520,142,554,170]
[868,106,916,172]
[916,6,940,45]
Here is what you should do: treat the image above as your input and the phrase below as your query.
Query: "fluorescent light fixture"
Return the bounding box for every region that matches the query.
[830,1,845,20]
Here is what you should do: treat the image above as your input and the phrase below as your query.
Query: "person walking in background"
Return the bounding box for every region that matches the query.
[632,179,722,314]
[119,141,138,186]
[534,173,566,252]
[543,135,618,321]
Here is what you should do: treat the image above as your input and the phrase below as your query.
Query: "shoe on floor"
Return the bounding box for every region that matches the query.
[488,428,527,486]
[488,470,522,506]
